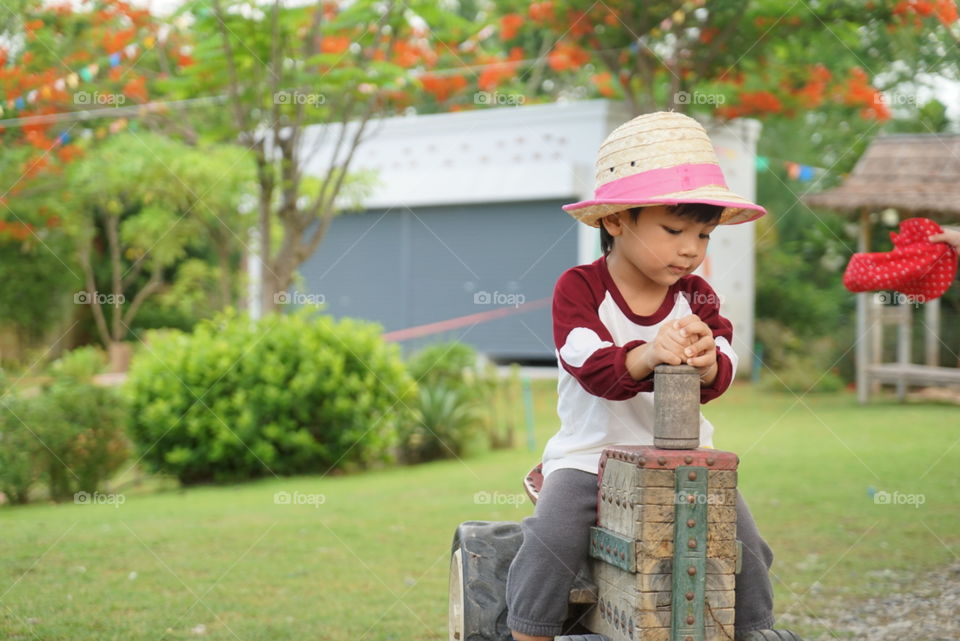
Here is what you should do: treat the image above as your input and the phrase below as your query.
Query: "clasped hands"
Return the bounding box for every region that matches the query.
[627,314,718,385]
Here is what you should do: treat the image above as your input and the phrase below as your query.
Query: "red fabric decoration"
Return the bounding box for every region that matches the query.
[843,217,958,301]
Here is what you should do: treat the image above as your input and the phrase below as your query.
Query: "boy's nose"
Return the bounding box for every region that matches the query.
[678,239,699,257]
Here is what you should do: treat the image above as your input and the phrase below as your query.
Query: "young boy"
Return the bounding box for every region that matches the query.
[505,112,802,641]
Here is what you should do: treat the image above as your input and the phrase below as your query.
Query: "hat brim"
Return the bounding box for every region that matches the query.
[563,185,767,227]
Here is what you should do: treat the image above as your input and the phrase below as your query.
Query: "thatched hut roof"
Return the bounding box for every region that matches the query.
[804,133,960,222]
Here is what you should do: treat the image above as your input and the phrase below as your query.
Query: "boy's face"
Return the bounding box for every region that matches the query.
[601,205,717,288]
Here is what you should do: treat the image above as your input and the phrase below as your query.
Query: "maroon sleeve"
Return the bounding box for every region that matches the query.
[553,268,653,401]
[680,276,735,403]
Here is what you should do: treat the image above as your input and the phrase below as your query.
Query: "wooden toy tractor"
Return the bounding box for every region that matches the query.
[449,365,741,641]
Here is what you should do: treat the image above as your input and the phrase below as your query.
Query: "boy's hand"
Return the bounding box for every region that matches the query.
[637,318,696,370]
[675,314,718,381]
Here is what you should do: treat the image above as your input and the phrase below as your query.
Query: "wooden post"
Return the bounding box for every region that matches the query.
[896,304,912,401]
[924,297,940,367]
[856,208,871,404]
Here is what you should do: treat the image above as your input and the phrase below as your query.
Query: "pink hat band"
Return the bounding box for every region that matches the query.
[592,163,728,201]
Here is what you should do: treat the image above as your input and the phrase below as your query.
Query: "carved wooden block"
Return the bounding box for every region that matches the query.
[587,445,740,641]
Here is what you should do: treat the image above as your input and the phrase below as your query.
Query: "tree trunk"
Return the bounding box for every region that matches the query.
[107,340,133,373]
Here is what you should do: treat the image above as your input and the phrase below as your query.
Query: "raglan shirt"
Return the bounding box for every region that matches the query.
[541,255,738,478]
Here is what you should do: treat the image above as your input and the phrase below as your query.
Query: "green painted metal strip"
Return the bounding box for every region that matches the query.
[588,526,636,573]
[672,465,708,641]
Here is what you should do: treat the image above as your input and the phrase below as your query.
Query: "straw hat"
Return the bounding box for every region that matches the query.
[563,111,766,227]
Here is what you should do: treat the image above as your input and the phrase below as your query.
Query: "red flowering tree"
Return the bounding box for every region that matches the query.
[406,0,958,125]
[0,0,187,246]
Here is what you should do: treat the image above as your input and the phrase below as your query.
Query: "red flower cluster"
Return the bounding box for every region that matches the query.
[547,42,589,72]
[420,73,468,102]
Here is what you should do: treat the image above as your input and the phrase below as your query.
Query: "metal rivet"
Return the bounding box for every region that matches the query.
[686,637,694,641]
[687,566,696,576]
[686,615,695,625]
[686,591,694,601]
[687,519,696,528]
[688,538,697,549]
[688,495,696,504]
[638,456,646,467]
[688,471,697,481]
[706,457,715,466]
[657,456,667,466]
[684,455,693,464]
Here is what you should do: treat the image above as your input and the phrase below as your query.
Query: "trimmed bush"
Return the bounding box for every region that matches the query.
[125,310,416,484]
[38,381,131,501]
[0,350,129,505]
[0,396,42,505]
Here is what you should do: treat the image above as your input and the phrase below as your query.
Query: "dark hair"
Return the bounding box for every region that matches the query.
[599,203,724,255]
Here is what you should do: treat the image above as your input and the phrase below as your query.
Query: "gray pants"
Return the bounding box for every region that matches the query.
[506,468,775,637]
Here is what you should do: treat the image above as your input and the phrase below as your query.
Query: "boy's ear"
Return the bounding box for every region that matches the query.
[601,212,623,237]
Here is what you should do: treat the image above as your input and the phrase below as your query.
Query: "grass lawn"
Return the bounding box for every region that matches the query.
[1,380,958,640]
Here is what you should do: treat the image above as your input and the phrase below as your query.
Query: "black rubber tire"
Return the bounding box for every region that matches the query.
[448,520,523,641]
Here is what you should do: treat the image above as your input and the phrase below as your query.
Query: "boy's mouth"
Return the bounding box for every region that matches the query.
[667,264,690,275]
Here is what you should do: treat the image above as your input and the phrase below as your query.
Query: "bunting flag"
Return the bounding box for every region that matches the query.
[0,31,168,116]
[756,155,826,182]
[715,146,827,183]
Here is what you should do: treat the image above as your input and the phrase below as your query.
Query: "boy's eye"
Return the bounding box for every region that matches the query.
[662,226,681,235]
[699,233,711,240]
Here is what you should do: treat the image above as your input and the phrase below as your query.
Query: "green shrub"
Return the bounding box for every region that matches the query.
[49,345,106,383]
[400,384,481,464]
[406,342,478,393]
[0,396,43,505]
[37,381,131,501]
[125,310,416,484]
[0,357,130,505]
[400,342,522,461]
[756,320,844,394]
[473,361,521,450]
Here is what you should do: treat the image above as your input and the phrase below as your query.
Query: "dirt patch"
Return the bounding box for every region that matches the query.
[779,562,960,640]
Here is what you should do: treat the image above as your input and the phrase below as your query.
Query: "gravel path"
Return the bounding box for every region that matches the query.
[778,562,960,640]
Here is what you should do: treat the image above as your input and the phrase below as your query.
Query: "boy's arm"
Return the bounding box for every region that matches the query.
[554,270,654,401]
[682,277,737,403]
